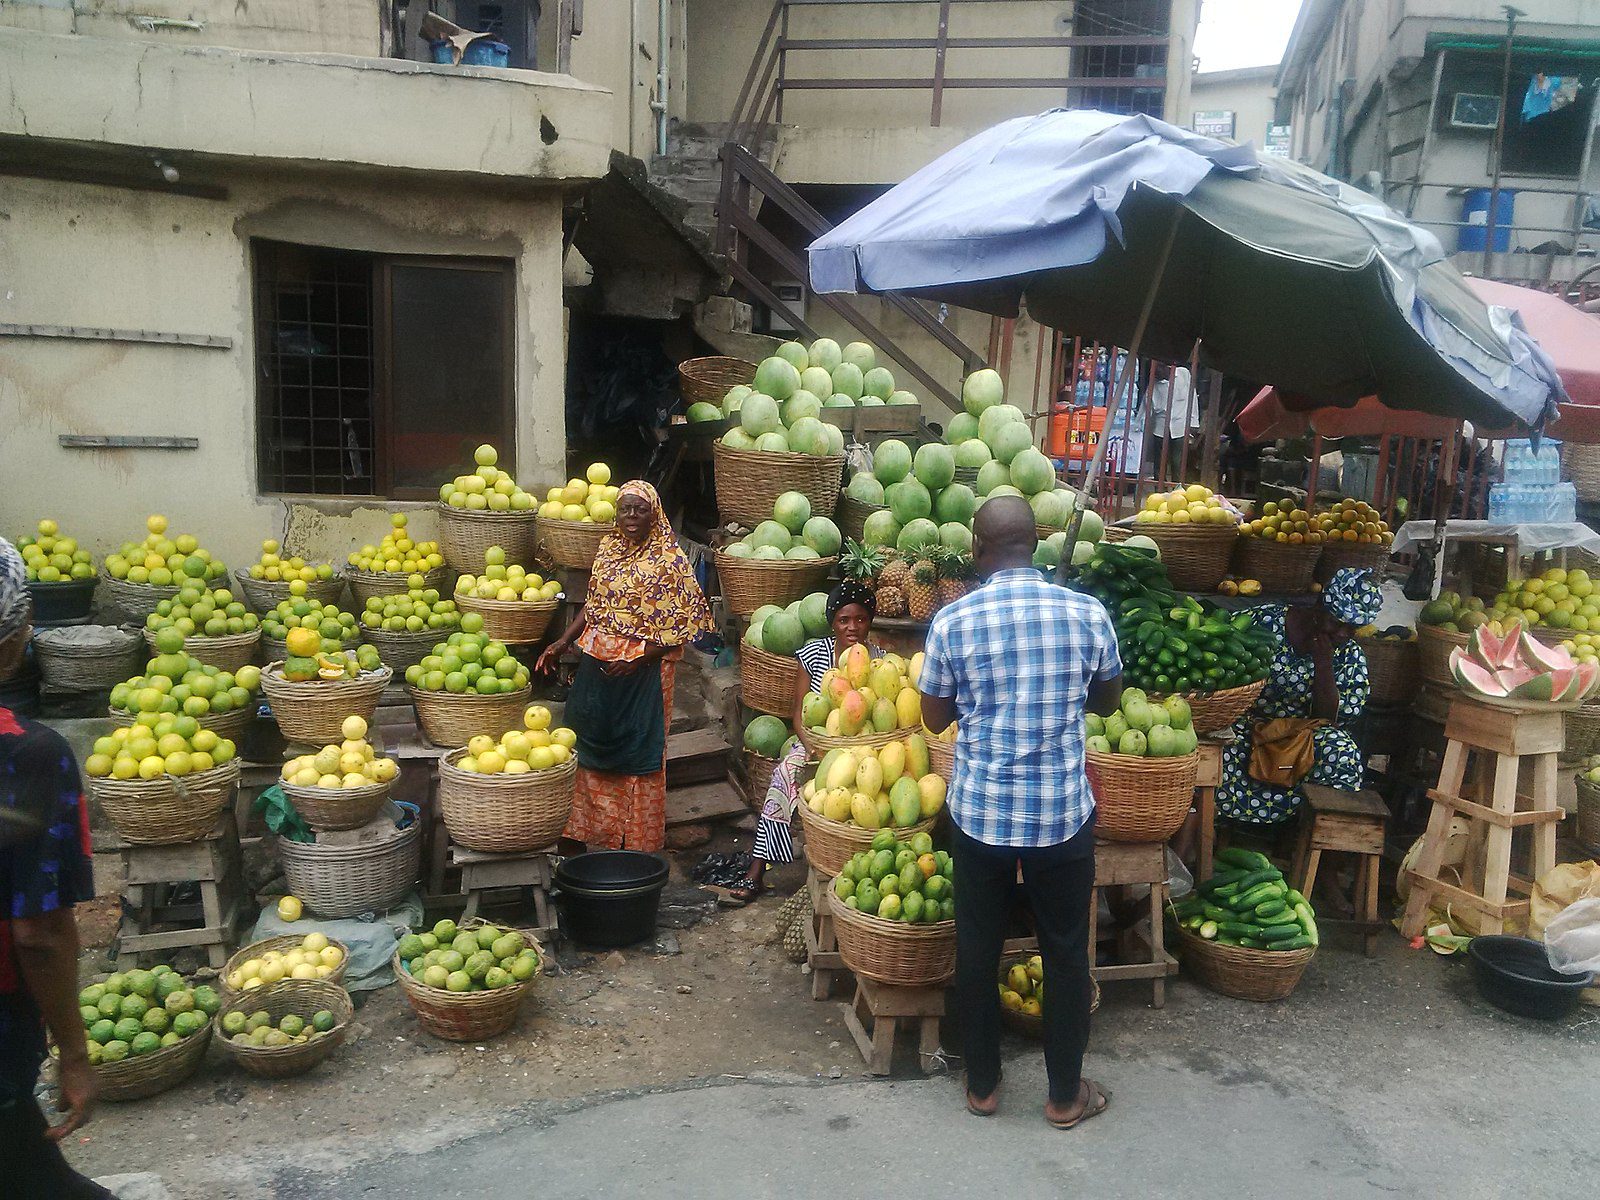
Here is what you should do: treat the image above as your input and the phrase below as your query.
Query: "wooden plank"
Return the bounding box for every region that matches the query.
[1093,840,1166,886]
[665,728,732,787]
[1445,702,1565,757]
[1424,789,1563,828]
[1303,783,1390,820]
[856,976,946,1017]
[60,435,200,451]
[664,780,748,826]
[1092,957,1179,982]
[1405,869,1530,921]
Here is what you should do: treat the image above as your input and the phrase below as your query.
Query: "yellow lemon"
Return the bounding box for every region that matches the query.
[341,714,369,741]
[504,760,531,775]
[290,964,318,981]
[302,932,330,953]
[551,727,576,749]
[277,895,304,922]
[586,462,612,486]
[548,743,571,764]
[477,750,507,774]
[319,945,343,967]
[524,705,552,731]
[528,746,556,771]
[258,960,287,985]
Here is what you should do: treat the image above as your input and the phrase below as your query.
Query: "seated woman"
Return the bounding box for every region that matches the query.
[727,581,880,905]
[1215,567,1382,828]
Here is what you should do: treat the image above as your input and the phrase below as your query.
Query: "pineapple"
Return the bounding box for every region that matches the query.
[935,546,977,608]
[878,551,912,594]
[875,585,909,618]
[907,557,938,623]
[839,538,885,590]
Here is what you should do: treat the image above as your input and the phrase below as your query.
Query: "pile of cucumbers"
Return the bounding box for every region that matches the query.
[1170,848,1318,951]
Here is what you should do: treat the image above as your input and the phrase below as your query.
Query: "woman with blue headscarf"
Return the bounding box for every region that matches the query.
[1216,567,1384,826]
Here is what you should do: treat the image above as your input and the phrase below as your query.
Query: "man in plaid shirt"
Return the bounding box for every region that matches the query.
[920,496,1121,1129]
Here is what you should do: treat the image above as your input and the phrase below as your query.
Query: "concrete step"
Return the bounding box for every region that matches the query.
[651,155,722,181]
[656,176,722,204]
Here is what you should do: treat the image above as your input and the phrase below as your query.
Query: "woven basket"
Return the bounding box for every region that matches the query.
[142,628,260,673]
[95,1018,213,1101]
[1359,637,1420,708]
[282,778,394,833]
[88,761,239,846]
[926,735,955,779]
[1084,748,1199,843]
[827,890,956,987]
[219,934,351,999]
[234,570,346,615]
[1148,679,1265,736]
[260,663,391,747]
[715,551,837,619]
[409,684,532,748]
[1562,441,1600,503]
[712,439,845,529]
[347,567,451,607]
[1416,625,1469,688]
[438,749,575,853]
[744,749,779,805]
[436,504,542,575]
[359,625,440,674]
[217,980,355,1078]
[1113,523,1236,592]
[680,355,756,407]
[455,594,561,645]
[1532,625,1574,649]
[393,921,542,1041]
[1565,703,1600,762]
[99,574,180,623]
[1576,774,1600,850]
[535,516,613,570]
[799,727,902,757]
[998,951,1099,1040]
[836,493,887,544]
[1315,541,1390,584]
[32,627,143,693]
[277,819,421,919]
[1177,927,1316,1001]
[1231,537,1322,595]
[795,800,940,878]
[740,642,800,715]
[109,704,252,743]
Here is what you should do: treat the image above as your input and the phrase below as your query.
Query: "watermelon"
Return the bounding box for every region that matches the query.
[873,439,913,485]
[946,413,979,443]
[887,478,933,524]
[862,510,901,547]
[912,443,955,491]
[845,473,886,506]
[1449,650,1510,697]
[744,715,790,757]
[808,338,843,372]
[775,341,809,370]
[753,357,801,402]
[1518,630,1571,673]
[897,518,939,555]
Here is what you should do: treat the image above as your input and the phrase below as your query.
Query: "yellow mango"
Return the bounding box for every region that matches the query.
[880,652,907,678]
[825,708,843,736]
[815,749,840,789]
[855,755,884,799]
[849,791,881,829]
[868,661,901,700]
[889,777,922,827]
[822,787,853,822]
[877,740,906,787]
[838,691,868,736]
[895,686,921,730]
[870,698,897,733]
[903,731,930,780]
[801,778,816,801]
[808,793,826,814]
[858,686,878,710]
[917,773,947,817]
[875,795,893,827]
[839,642,872,688]
[908,651,925,686]
[824,751,859,791]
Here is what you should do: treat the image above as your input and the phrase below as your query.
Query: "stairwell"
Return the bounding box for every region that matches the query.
[649,121,778,241]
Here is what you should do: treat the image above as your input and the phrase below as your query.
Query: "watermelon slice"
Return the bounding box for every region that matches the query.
[1470,624,1511,673]
[1518,630,1572,673]
[1451,652,1512,698]
[1576,660,1600,700]
[1506,671,1558,702]
[1552,667,1585,703]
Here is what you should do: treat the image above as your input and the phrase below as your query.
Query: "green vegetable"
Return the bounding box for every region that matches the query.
[1215,847,1271,871]
[1198,920,1218,940]
[1181,914,1204,931]
[1213,881,1242,899]
[1284,888,1308,907]
[1256,922,1304,942]
[1201,903,1233,923]
[1272,934,1315,951]
[1253,899,1287,920]
[1293,902,1319,946]
[1233,867,1284,890]
[1230,881,1286,911]
[1216,921,1262,939]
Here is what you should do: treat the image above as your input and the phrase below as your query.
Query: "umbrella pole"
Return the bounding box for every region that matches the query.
[1057,211,1183,582]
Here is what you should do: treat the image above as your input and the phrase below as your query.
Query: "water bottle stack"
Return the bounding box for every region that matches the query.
[1489,439,1576,524]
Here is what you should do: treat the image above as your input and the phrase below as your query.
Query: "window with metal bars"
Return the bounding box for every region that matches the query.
[1071,0,1169,118]
[253,240,515,499]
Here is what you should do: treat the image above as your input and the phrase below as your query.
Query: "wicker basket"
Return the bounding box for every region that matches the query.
[359,625,441,674]
[1563,441,1600,503]
[109,703,252,743]
[1565,703,1600,762]
[744,749,779,806]
[1359,637,1420,708]
[142,628,260,673]
[1230,537,1322,595]
[217,980,355,1078]
[1315,541,1391,584]
[1083,748,1199,843]
[827,890,956,987]
[1532,625,1574,649]
[219,934,351,999]
[836,493,887,544]
[998,951,1099,1040]
[31,626,143,693]
[535,516,614,570]
[409,684,532,748]
[715,551,837,619]
[260,662,391,747]
[435,504,542,575]
[95,1018,213,1101]
[739,642,801,715]
[438,749,575,853]
[795,800,940,878]
[798,727,902,757]
[282,778,394,833]
[455,594,561,645]
[1576,774,1600,850]
[1416,625,1469,688]
[277,819,421,919]
[680,355,757,407]
[347,567,451,607]
[88,761,240,846]
[1112,523,1237,592]
[1148,679,1265,736]
[234,570,346,615]
[926,735,955,779]
[712,439,846,529]
[1177,926,1316,1001]
[99,574,180,623]
[393,921,542,1041]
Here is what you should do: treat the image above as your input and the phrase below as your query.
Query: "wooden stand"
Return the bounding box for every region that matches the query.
[1089,839,1178,1008]
[804,867,848,1000]
[1401,697,1564,938]
[448,844,557,940]
[1293,784,1388,957]
[841,976,946,1076]
[1195,737,1225,881]
[115,813,245,969]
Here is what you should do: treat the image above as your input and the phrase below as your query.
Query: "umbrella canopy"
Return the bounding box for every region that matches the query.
[809,110,1566,431]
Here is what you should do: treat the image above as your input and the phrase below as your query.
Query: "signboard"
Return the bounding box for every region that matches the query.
[1263,123,1293,157]
[1193,110,1236,139]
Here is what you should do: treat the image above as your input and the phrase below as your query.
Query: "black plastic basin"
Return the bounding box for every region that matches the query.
[26,578,98,625]
[554,851,670,948]
[1468,934,1592,1020]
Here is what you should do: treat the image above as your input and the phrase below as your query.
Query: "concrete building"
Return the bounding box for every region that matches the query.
[1275,0,1600,285]
[1190,64,1280,151]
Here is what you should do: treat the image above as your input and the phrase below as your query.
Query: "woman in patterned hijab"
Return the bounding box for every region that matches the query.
[537,481,713,852]
[0,538,28,647]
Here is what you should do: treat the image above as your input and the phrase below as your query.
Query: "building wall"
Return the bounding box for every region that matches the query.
[1189,69,1277,148]
[0,0,382,53]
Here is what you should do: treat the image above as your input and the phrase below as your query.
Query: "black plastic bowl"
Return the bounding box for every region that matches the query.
[554,851,670,948]
[1468,934,1592,1020]
[26,578,97,625]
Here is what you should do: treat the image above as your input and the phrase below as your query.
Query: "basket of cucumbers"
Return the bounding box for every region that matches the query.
[1169,848,1318,1001]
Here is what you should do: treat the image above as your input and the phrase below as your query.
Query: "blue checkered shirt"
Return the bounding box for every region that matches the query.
[921,569,1121,848]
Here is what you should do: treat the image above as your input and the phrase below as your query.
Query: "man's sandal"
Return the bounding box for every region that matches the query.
[1046,1079,1110,1130]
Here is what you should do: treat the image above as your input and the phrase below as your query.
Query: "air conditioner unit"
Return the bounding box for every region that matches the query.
[1450,93,1502,130]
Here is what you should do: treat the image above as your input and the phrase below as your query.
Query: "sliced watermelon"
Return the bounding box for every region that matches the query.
[1576,660,1600,700]
[1552,667,1584,703]
[1507,672,1558,702]
[1452,654,1512,698]
[1470,625,1511,673]
[1518,630,1573,673]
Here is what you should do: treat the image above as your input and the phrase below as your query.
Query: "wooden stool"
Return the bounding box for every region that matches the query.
[115,813,245,969]
[804,867,849,1000]
[1089,840,1178,1008]
[1293,783,1388,956]
[1195,737,1226,881]
[448,844,557,940]
[841,976,946,1076]
[1401,697,1564,938]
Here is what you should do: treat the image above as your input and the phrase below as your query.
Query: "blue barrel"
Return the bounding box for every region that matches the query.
[429,38,510,68]
[1459,187,1516,252]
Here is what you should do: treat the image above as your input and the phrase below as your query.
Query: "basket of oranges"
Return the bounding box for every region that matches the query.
[1313,499,1394,583]
[437,704,578,853]
[1232,500,1324,594]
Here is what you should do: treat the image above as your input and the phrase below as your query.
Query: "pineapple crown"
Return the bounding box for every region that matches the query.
[928,543,976,579]
[911,557,938,584]
[839,538,885,582]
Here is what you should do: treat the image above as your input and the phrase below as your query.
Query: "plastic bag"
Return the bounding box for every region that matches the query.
[247,891,423,991]
[1528,859,1600,939]
[1544,896,1600,978]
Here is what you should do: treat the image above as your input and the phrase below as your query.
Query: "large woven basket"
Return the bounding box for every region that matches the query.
[998,951,1099,1041]
[795,800,940,878]
[1110,523,1236,592]
[1084,748,1199,843]
[1231,537,1322,595]
[1532,625,1574,649]
[219,934,351,1000]
[99,574,180,623]
[740,641,800,715]
[348,567,451,607]
[1148,679,1265,736]
[680,355,756,407]
[217,979,355,1078]
[535,516,613,569]
[260,663,391,747]
[88,761,239,846]
[283,778,394,833]
[143,628,260,673]
[927,735,955,779]
[455,594,561,645]
[836,493,886,544]
[438,749,575,853]
[32,626,143,693]
[393,921,542,1041]
[1565,703,1600,762]
[799,727,902,757]
[1177,927,1315,1001]
[109,704,252,744]
[715,551,837,619]
[827,890,956,987]
[1359,637,1420,708]
[234,570,346,615]
[277,819,421,919]
[359,625,440,674]
[1576,774,1600,851]
[712,439,845,529]
[1562,441,1600,503]
[95,1018,213,1101]
[409,684,532,748]
[436,504,541,574]
[744,749,779,806]
[1315,541,1390,584]
[1416,625,1469,688]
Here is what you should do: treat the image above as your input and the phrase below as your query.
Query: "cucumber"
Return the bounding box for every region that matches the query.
[1257,922,1304,942]
[1284,888,1308,908]
[1201,868,1248,889]
[1201,904,1233,923]
[1198,920,1218,940]
[1216,921,1262,939]
[1215,847,1271,871]
[1293,902,1320,947]
[1170,898,1203,919]
[1234,867,1284,890]
[1181,915,1204,931]
[1238,939,1268,949]
[1214,934,1243,946]
[1271,935,1315,951]
[1253,899,1287,920]
[1229,881,1286,911]
[1213,882,1242,899]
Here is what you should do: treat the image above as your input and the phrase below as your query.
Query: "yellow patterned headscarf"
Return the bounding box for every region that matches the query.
[585,481,714,646]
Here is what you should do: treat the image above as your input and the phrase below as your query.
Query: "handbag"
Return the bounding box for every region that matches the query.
[1247,717,1326,787]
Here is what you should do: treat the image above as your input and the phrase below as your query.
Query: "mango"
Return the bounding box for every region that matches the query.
[825,708,843,735]
[822,787,853,822]
[903,732,930,780]
[850,792,881,829]
[839,642,872,688]
[895,686,921,730]
[889,777,922,827]
[816,749,841,789]
[855,755,884,798]
[868,848,895,880]
[808,793,826,813]
[881,652,907,677]
[877,740,906,786]
[875,796,892,828]
[826,674,852,705]
[869,661,901,700]
[870,698,897,733]
[917,773,947,817]
[839,690,868,735]
[858,686,878,710]
[908,651,925,686]
[819,668,842,698]
[824,751,858,790]
[801,692,831,729]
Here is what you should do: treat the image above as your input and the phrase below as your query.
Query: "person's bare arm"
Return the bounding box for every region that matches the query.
[535,608,587,676]
[791,660,813,735]
[13,907,98,1139]
[921,691,957,735]
[1087,672,1124,717]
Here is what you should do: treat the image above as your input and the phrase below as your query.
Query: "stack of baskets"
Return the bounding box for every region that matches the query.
[1084,747,1200,843]
[282,774,395,833]
[31,626,143,695]
[359,624,440,675]
[798,725,900,759]
[1148,679,1265,735]
[836,493,887,544]
[535,515,614,570]
[216,979,355,1078]
[1177,927,1316,1001]
[438,749,575,853]
[394,920,542,1040]
[454,592,562,646]
[1359,635,1420,708]
[1416,625,1469,688]
[797,800,940,878]
[348,566,450,607]
[926,734,955,780]
[260,664,392,746]
[1563,702,1600,763]
[98,574,179,624]
[1575,771,1600,852]
[95,1016,213,1101]
[87,760,241,846]
[435,504,541,575]
[711,439,845,529]
[739,641,798,716]
[679,355,755,409]
[277,818,421,918]
[1231,536,1322,594]
[744,748,780,806]
[715,550,838,619]
[234,570,345,616]
[1106,523,1237,592]
[142,627,259,673]
[410,684,532,748]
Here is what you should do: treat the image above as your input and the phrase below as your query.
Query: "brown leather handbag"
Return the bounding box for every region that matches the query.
[1247,717,1327,787]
